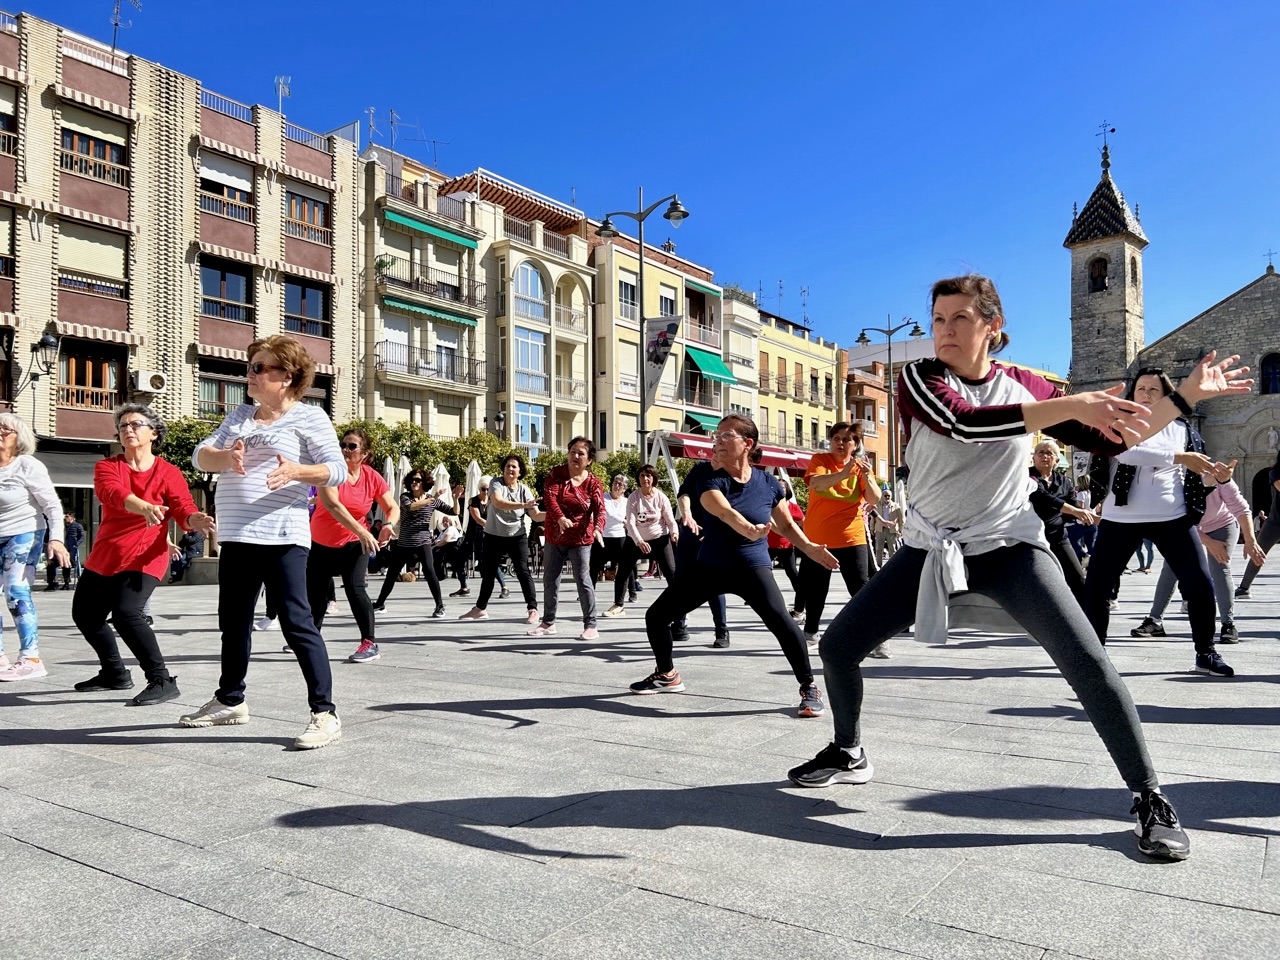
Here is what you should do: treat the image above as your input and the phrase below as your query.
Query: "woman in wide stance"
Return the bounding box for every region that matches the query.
[788,274,1251,862]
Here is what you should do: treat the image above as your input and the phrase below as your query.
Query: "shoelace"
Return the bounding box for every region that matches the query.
[1131,793,1178,827]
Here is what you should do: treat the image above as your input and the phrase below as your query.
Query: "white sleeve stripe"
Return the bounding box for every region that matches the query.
[903,363,1027,440]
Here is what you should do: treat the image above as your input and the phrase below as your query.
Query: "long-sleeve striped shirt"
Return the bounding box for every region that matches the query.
[194,403,345,546]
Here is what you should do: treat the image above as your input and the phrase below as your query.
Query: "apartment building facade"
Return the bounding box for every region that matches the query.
[0,10,359,480]
[755,308,845,454]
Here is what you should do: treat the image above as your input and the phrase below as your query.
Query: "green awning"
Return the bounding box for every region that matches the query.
[684,411,721,433]
[384,210,478,250]
[685,279,721,298]
[383,297,477,327]
[685,345,737,384]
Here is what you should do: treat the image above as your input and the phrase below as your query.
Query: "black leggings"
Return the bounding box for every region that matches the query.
[375,542,443,608]
[307,541,376,640]
[770,547,801,610]
[644,564,814,685]
[673,530,727,632]
[1048,533,1086,604]
[73,569,166,682]
[1084,516,1216,653]
[800,543,871,634]
[820,542,1158,793]
[476,533,538,610]
[1237,520,1280,592]
[616,535,675,605]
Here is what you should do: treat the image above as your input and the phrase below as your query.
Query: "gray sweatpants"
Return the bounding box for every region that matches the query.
[819,542,1159,793]
[1149,521,1236,625]
[541,542,597,629]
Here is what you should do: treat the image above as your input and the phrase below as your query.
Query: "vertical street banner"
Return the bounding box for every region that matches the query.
[643,316,683,409]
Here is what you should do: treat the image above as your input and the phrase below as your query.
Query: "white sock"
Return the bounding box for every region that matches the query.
[840,745,863,761]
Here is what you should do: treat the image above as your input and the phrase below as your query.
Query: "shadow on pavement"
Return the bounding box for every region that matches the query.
[370,692,788,728]
[991,702,1280,726]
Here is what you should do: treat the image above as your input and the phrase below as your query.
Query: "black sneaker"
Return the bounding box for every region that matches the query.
[1130,617,1165,638]
[74,671,134,692]
[1194,651,1234,677]
[671,626,690,643]
[372,601,386,612]
[788,742,874,787]
[449,587,470,597]
[1219,622,1239,644]
[713,631,730,649]
[629,670,685,694]
[1131,790,1190,861]
[131,676,180,706]
[1234,588,1250,600]
[430,606,446,619]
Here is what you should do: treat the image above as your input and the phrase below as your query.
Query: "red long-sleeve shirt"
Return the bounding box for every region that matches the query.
[86,455,200,580]
[542,465,604,548]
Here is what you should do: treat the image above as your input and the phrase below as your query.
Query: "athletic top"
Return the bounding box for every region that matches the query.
[0,455,64,542]
[698,467,785,569]
[804,453,869,547]
[86,455,198,579]
[310,466,388,548]
[601,494,628,539]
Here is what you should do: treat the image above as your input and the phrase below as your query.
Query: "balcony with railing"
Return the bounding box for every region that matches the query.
[0,130,15,156]
[511,293,550,323]
[514,368,550,396]
[199,89,256,153]
[775,375,790,396]
[503,214,533,245]
[554,303,587,336]
[374,340,486,388]
[555,376,587,405]
[59,148,129,185]
[377,256,486,310]
[58,148,130,222]
[284,218,332,247]
[685,321,721,349]
[684,379,723,410]
[285,312,331,339]
[656,384,681,404]
[618,374,640,397]
[61,33,128,76]
[382,173,472,228]
[199,191,253,223]
[57,383,118,412]
[758,372,772,391]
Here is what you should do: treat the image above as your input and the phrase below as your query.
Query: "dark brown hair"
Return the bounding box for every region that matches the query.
[341,428,373,465]
[1124,367,1176,402]
[567,436,597,460]
[635,464,658,485]
[719,413,763,465]
[930,274,1010,354]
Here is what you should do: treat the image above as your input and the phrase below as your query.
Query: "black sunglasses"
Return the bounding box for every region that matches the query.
[248,361,285,375]
[408,476,424,484]
[341,442,362,451]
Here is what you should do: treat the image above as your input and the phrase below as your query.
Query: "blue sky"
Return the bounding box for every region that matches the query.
[34,0,1279,377]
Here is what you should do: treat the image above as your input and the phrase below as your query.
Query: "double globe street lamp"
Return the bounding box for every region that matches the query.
[596,189,689,460]
[856,316,924,498]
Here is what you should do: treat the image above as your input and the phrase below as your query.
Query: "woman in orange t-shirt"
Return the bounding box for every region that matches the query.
[800,421,880,646]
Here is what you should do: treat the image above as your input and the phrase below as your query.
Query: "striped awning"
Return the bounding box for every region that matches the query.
[53,321,144,346]
[196,341,339,376]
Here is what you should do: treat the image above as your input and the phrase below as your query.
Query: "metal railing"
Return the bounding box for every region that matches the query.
[197,397,243,420]
[437,194,466,222]
[61,35,129,76]
[57,383,118,411]
[554,303,587,334]
[618,374,640,397]
[284,218,332,246]
[57,271,127,299]
[200,90,253,123]
[793,381,806,400]
[59,148,129,188]
[758,372,772,391]
[201,294,254,324]
[514,369,550,395]
[377,257,486,308]
[285,313,331,338]
[656,384,680,403]
[618,302,638,323]
[555,376,586,404]
[503,214,533,245]
[0,131,15,156]
[384,172,416,202]
[684,382,723,409]
[728,353,754,369]
[686,322,721,348]
[0,13,17,32]
[374,341,485,386]
[199,190,254,223]
[512,293,549,322]
[775,375,790,395]
[543,231,569,258]
[823,389,835,407]
[284,122,331,153]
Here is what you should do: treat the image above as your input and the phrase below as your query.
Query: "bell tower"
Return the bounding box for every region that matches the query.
[1064,145,1148,395]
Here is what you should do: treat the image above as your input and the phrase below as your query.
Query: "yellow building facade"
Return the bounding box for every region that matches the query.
[755,308,845,452]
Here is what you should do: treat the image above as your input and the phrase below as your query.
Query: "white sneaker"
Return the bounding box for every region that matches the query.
[805,632,820,646]
[294,711,341,750]
[868,642,891,659]
[254,617,277,632]
[178,698,249,727]
[604,604,625,618]
[326,600,338,615]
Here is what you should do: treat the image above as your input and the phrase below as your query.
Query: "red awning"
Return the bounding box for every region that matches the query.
[667,433,811,476]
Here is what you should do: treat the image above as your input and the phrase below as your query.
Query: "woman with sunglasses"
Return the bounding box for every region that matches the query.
[0,413,69,683]
[182,337,348,748]
[372,470,454,616]
[789,274,1250,862]
[632,415,837,719]
[308,429,398,664]
[799,421,881,651]
[66,404,213,704]
[1082,367,1233,677]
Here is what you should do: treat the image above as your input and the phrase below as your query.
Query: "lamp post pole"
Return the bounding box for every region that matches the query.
[856,315,923,500]
[596,189,688,462]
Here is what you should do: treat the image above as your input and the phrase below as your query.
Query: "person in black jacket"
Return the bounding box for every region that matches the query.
[1028,440,1097,602]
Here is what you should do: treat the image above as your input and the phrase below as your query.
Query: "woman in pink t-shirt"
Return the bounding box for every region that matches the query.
[307,428,398,663]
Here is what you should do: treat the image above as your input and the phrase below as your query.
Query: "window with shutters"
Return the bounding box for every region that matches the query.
[59,107,129,187]
[199,152,254,222]
[57,222,128,299]
[58,341,124,412]
[285,186,331,245]
[198,359,248,419]
[0,83,15,157]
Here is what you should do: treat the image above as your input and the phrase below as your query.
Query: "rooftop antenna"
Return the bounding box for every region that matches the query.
[110,0,142,55]
[365,107,379,145]
[570,186,577,207]
[778,280,784,314]
[800,285,810,325]
[274,75,291,116]
[757,281,764,306]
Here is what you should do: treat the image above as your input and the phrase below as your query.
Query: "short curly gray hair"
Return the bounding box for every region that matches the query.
[113,403,167,449]
[0,412,36,456]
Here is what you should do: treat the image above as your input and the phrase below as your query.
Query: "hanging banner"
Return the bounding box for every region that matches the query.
[642,316,683,408]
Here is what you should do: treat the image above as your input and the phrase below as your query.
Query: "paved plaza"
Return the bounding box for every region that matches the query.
[2,559,1278,960]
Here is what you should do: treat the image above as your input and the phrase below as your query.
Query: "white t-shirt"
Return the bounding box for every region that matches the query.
[1101,420,1187,524]
[601,494,628,538]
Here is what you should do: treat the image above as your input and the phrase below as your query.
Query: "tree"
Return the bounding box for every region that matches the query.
[432,431,519,487]
[162,416,219,496]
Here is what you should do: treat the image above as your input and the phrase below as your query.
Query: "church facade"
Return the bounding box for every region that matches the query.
[1066,148,1280,513]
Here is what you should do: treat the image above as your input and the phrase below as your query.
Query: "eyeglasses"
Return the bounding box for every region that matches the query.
[408,477,424,484]
[118,420,151,432]
[0,426,16,436]
[248,361,286,375]
[711,432,743,443]
[341,442,362,451]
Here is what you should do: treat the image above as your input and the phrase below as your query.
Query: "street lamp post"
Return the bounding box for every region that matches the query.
[15,331,60,421]
[596,188,689,461]
[856,316,924,499]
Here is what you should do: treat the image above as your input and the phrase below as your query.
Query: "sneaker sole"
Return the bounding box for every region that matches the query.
[1193,666,1234,677]
[349,655,381,663]
[294,731,342,750]
[1137,837,1191,861]
[788,764,875,788]
[75,681,135,692]
[797,706,824,718]
[178,715,248,727]
[131,691,181,707]
[630,683,685,695]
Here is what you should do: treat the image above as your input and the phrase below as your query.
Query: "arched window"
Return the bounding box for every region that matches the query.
[1130,256,1138,286]
[512,261,547,321]
[1089,257,1109,293]
[1261,352,1280,395]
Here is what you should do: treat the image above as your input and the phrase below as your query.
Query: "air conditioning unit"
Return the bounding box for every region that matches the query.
[131,369,168,394]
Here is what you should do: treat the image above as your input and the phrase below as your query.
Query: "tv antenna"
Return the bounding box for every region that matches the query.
[777,280,784,313]
[110,0,142,55]
[800,285,810,325]
[365,107,379,146]
[274,75,291,115]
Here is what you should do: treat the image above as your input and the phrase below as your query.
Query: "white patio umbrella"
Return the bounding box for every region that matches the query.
[431,463,453,534]
[462,459,482,533]
[379,456,397,523]
[397,454,412,491]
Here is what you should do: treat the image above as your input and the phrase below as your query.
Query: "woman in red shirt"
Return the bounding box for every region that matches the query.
[307,428,398,664]
[72,404,214,706]
[529,436,605,640]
